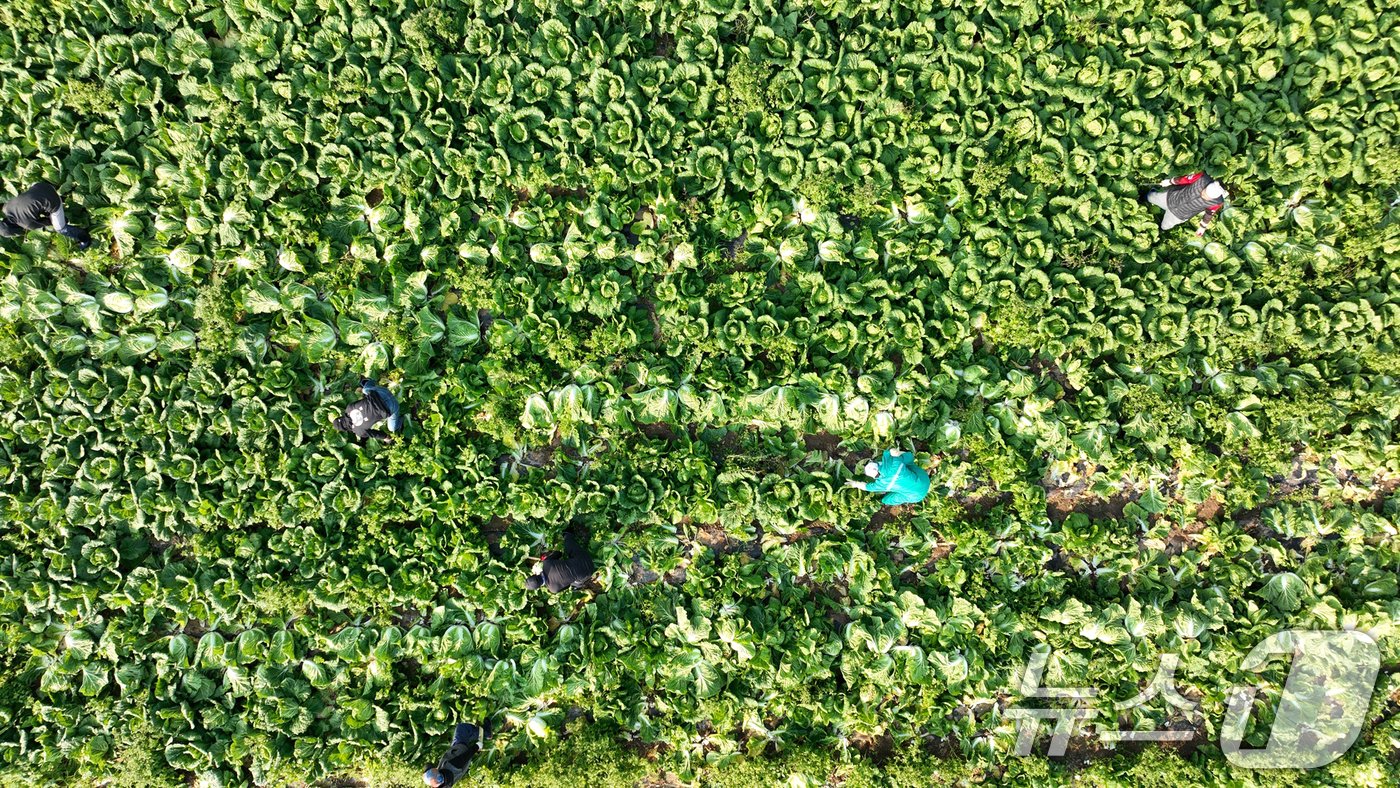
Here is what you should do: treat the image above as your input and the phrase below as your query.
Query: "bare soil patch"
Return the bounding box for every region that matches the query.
[900,542,955,583]
[842,445,876,471]
[637,421,676,442]
[849,731,895,764]
[482,515,511,557]
[621,736,670,762]
[1029,357,1081,399]
[867,505,906,532]
[1046,485,1140,523]
[1157,717,1207,759]
[708,427,747,464]
[637,297,665,345]
[723,229,749,260]
[1235,513,1306,555]
[959,490,1012,519]
[627,557,660,586]
[1364,476,1400,513]
[923,733,959,759]
[785,522,835,544]
[1195,494,1224,522]
[544,185,588,200]
[1361,686,1400,746]
[1273,455,1318,497]
[651,32,676,59]
[802,432,844,455]
[1164,521,1207,556]
[689,521,763,558]
[1059,734,1115,771]
[147,535,188,560]
[827,608,852,629]
[694,522,732,552]
[393,606,423,629]
[514,430,562,470]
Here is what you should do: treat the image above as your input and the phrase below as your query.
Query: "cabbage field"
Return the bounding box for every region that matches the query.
[2,0,1400,785]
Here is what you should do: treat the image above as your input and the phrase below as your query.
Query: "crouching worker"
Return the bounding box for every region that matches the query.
[845,448,931,506]
[1,181,91,249]
[1145,172,1229,236]
[526,530,596,593]
[333,378,402,441]
[423,722,487,787]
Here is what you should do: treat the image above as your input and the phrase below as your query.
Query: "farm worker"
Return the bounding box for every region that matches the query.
[845,448,931,505]
[1144,172,1229,235]
[0,181,91,249]
[423,722,487,787]
[332,378,403,441]
[526,530,596,592]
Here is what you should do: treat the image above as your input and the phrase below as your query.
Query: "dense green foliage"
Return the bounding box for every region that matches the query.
[1,0,1398,784]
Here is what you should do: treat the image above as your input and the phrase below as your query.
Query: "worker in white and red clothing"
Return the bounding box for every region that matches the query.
[1145,172,1230,235]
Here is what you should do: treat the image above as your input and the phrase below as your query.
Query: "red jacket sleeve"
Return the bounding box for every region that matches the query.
[1171,172,1205,186]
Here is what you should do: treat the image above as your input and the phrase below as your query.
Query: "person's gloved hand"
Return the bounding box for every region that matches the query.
[62,226,92,250]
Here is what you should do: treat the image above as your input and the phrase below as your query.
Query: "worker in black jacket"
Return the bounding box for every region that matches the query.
[526,530,596,592]
[332,379,402,442]
[423,722,486,787]
[1,181,91,249]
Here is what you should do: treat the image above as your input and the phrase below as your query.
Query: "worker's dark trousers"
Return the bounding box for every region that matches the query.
[454,722,482,746]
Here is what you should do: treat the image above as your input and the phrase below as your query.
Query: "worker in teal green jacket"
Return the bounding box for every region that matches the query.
[845,448,931,505]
